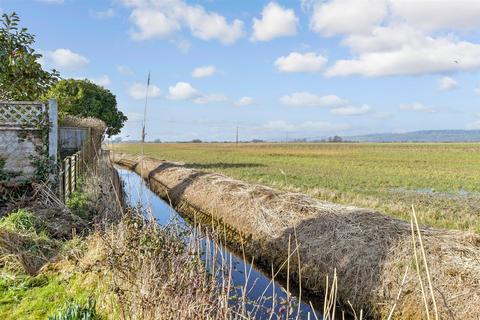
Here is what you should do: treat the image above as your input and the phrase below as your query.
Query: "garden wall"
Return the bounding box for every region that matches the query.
[0,101,57,183]
[0,129,43,180]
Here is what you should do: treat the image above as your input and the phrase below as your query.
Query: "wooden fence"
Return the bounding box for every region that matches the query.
[58,133,94,202]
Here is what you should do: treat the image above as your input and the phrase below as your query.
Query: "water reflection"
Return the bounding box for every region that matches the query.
[117,166,322,319]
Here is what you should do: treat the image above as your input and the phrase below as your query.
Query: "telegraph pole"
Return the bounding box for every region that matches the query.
[140,72,150,196]
[141,72,150,144]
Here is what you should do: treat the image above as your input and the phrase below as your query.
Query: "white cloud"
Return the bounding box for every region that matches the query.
[192,65,216,78]
[309,0,480,37]
[129,83,162,100]
[251,2,298,41]
[281,91,371,115]
[466,120,480,130]
[474,85,480,96]
[331,104,371,116]
[123,0,244,44]
[340,24,418,53]
[90,75,111,87]
[91,8,116,19]
[42,49,89,71]
[280,92,347,107]
[399,103,436,113]
[235,96,254,106]
[264,120,350,132]
[325,27,480,77]
[117,65,134,76]
[390,1,480,31]
[194,94,227,104]
[167,81,227,104]
[275,52,327,73]
[305,1,480,77]
[310,0,387,36]
[168,82,201,100]
[129,9,181,40]
[437,76,458,91]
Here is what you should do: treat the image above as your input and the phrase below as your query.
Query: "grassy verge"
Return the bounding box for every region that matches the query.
[0,205,106,319]
[0,272,99,319]
[111,143,480,233]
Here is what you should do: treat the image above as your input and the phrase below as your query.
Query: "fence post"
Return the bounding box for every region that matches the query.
[64,158,69,200]
[68,157,72,197]
[59,164,64,202]
[70,156,74,193]
[75,153,78,189]
[48,99,58,166]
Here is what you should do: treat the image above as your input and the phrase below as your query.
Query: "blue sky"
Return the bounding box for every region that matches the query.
[2,0,480,141]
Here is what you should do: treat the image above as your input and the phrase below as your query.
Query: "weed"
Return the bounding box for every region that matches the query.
[48,298,100,320]
[0,209,48,236]
[67,190,90,219]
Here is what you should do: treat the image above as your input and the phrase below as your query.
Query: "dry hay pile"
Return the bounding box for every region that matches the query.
[112,152,480,319]
[61,115,106,152]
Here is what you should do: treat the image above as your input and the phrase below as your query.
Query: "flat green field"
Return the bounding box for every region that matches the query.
[111,143,480,233]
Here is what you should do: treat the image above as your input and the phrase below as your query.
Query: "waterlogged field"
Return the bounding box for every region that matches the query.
[111,143,480,233]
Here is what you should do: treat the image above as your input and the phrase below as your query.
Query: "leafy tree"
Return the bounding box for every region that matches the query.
[0,12,59,100]
[47,79,127,136]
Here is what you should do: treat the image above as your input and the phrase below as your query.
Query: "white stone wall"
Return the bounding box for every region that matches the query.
[0,129,43,180]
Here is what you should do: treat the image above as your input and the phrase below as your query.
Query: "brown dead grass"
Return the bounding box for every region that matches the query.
[112,152,480,319]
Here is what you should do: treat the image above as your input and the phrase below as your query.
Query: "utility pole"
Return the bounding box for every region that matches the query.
[141,72,150,144]
[285,131,289,144]
[140,72,150,193]
[236,126,239,145]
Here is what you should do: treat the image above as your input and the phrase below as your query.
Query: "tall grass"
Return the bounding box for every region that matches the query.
[100,204,331,319]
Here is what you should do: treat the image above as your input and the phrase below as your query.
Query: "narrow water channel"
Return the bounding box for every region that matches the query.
[116,166,324,319]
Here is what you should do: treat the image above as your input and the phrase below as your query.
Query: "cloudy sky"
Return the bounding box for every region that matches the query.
[3,0,480,141]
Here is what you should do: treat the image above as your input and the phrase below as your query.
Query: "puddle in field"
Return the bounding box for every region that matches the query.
[389,187,480,200]
[116,166,325,320]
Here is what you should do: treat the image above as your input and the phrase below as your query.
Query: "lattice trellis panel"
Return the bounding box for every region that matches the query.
[0,101,46,128]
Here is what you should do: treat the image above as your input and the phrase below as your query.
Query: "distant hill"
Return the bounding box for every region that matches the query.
[346,130,480,142]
